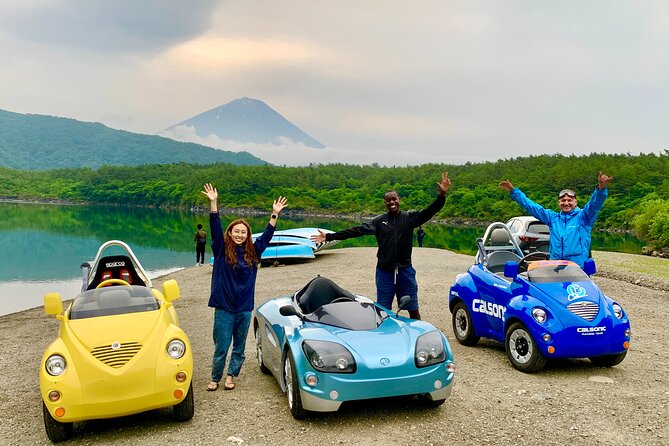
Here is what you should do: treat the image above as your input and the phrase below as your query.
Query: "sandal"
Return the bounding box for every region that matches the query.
[207,382,219,391]
[224,380,235,391]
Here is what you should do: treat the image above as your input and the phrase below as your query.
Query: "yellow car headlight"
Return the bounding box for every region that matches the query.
[45,354,67,376]
[167,339,186,359]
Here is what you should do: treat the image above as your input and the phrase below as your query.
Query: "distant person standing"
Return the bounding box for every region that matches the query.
[311,172,452,320]
[498,171,611,268]
[194,224,207,266]
[417,226,426,247]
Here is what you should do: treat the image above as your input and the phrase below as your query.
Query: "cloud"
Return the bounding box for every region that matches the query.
[0,0,219,53]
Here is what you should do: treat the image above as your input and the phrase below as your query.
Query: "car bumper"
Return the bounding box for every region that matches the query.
[40,362,193,422]
[297,362,455,412]
[536,323,631,359]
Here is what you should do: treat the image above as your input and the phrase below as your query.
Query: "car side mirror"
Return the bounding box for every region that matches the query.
[44,292,63,317]
[504,261,519,278]
[583,258,597,276]
[162,279,180,302]
[398,295,412,310]
[279,305,300,317]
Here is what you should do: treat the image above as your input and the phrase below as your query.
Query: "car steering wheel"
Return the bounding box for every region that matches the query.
[518,251,550,274]
[330,296,356,304]
[96,278,132,289]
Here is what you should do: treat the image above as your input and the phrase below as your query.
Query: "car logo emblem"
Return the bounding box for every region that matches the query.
[380,358,390,366]
[111,342,121,350]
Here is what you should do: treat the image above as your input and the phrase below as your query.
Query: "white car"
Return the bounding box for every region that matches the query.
[505,216,550,254]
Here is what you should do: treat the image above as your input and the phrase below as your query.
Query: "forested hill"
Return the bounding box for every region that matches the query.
[0,109,266,169]
[1,152,668,248]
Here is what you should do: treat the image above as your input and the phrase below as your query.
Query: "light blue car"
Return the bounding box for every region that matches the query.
[253,276,456,419]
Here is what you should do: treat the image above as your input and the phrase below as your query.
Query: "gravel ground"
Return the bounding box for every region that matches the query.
[1,247,667,445]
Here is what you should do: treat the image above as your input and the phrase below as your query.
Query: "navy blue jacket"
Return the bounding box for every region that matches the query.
[208,212,274,312]
[325,195,445,271]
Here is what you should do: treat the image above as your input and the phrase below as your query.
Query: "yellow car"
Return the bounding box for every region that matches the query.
[40,240,194,442]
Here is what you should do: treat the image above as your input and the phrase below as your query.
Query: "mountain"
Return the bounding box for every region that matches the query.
[0,109,267,171]
[166,97,325,148]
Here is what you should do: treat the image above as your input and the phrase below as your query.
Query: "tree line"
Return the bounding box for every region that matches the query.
[1,152,667,248]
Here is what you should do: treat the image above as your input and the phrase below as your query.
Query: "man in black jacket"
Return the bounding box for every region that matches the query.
[311,172,451,320]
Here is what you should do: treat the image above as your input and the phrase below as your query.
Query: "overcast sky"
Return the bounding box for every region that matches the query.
[1,1,667,166]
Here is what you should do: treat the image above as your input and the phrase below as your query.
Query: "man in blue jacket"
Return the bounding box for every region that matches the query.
[498,171,612,268]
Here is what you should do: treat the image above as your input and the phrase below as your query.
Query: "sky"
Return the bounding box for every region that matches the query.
[0,1,667,166]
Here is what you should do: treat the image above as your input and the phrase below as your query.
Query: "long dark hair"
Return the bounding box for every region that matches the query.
[224,219,258,268]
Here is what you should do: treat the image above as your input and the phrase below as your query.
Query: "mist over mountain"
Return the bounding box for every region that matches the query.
[0,109,266,170]
[166,97,325,149]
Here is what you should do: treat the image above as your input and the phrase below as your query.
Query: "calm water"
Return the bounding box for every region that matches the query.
[0,202,644,316]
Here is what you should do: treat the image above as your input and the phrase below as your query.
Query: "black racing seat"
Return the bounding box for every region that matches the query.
[87,255,146,290]
[296,276,356,314]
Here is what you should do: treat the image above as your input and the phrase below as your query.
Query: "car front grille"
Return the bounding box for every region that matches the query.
[91,342,142,368]
[567,301,599,321]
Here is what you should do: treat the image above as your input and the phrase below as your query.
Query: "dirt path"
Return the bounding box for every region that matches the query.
[1,248,667,445]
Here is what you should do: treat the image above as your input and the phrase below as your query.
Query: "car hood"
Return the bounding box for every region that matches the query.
[530,280,604,307]
[64,309,166,352]
[303,317,435,371]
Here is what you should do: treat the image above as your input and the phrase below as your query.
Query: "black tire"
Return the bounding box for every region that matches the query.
[452,301,480,346]
[283,351,308,419]
[505,321,547,373]
[255,324,271,375]
[589,351,627,367]
[173,382,194,421]
[417,394,446,408]
[42,401,73,443]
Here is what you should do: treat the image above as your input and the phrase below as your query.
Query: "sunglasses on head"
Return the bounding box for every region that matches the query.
[558,189,576,198]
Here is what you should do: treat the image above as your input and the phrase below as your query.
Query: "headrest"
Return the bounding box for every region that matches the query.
[490,229,510,244]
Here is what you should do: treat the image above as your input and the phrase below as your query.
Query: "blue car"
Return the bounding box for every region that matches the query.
[253,276,456,418]
[449,222,631,373]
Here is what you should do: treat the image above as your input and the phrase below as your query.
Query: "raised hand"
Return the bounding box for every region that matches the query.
[273,196,288,214]
[598,171,612,189]
[436,172,452,195]
[499,179,514,192]
[202,183,218,201]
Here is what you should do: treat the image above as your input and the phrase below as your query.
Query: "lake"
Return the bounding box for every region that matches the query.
[0,202,644,316]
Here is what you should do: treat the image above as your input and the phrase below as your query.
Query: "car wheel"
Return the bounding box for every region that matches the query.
[452,301,480,346]
[173,382,194,422]
[283,351,308,419]
[416,394,445,408]
[505,322,547,373]
[255,324,271,375]
[589,351,627,367]
[42,401,73,442]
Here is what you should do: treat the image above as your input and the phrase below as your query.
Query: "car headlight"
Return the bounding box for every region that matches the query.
[532,308,548,324]
[415,331,446,368]
[612,303,624,320]
[45,354,66,376]
[166,339,186,359]
[302,340,356,373]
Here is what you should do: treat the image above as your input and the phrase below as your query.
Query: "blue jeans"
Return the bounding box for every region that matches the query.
[375,266,419,311]
[211,308,252,382]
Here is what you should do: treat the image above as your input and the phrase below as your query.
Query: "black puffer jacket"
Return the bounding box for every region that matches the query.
[325,195,445,271]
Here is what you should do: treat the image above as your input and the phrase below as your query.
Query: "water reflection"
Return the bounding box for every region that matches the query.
[0,202,645,315]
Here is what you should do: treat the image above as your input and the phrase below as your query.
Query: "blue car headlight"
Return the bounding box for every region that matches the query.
[532,308,548,324]
[415,331,445,368]
[302,340,356,373]
[612,303,624,319]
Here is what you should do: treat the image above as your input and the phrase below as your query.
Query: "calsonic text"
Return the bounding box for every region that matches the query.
[472,299,506,321]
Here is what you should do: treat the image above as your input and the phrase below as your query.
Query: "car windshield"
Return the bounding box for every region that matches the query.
[69,285,160,320]
[527,262,590,283]
[304,301,388,330]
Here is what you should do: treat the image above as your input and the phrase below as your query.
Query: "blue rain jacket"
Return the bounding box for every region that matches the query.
[510,187,608,268]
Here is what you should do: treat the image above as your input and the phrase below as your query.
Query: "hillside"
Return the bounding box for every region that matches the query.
[0,109,267,170]
[166,97,325,148]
